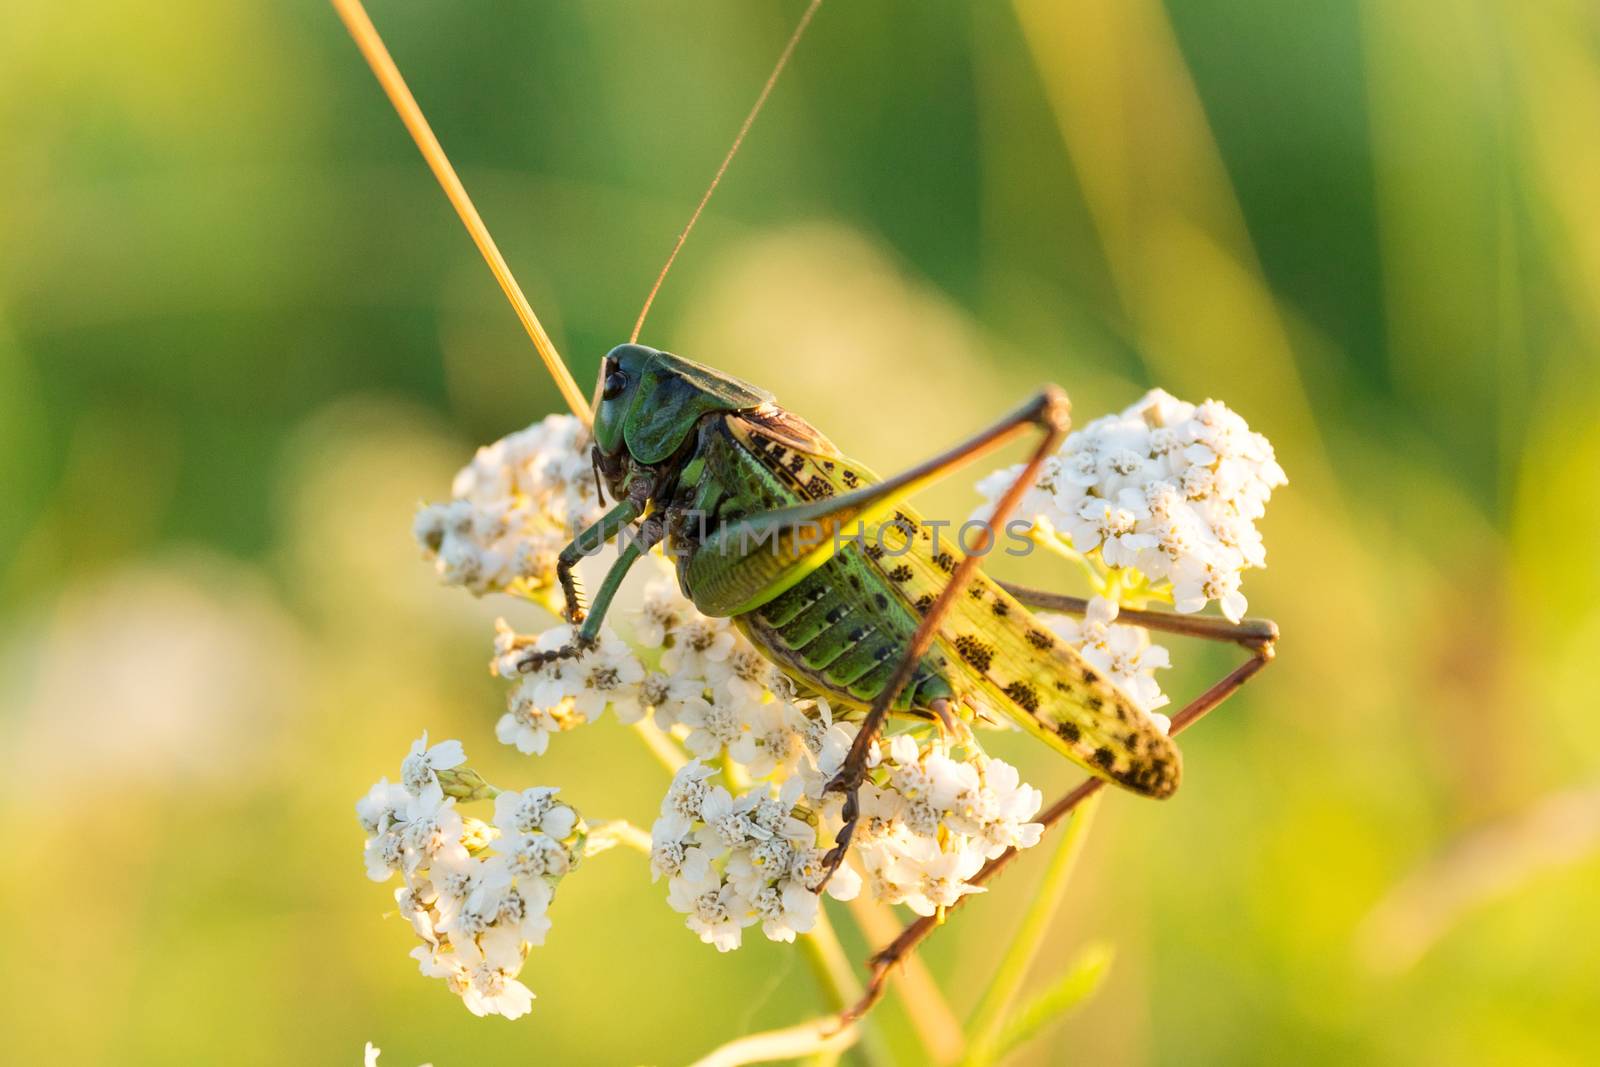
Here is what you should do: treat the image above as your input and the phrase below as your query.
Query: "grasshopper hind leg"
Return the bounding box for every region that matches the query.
[811,388,1073,892]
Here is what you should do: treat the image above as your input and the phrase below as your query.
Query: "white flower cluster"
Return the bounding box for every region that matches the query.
[651,761,862,951]
[356,733,585,1019]
[412,415,605,598]
[842,734,1045,917]
[976,389,1286,621]
[491,622,646,755]
[488,564,812,762]
[488,549,1057,940]
[1043,595,1173,718]
[633,574,810,740]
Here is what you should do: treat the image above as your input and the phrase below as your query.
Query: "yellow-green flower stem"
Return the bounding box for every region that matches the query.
[632,718,688,774]
[843,890,967,1061]
[584,819,652,857]
[797,908,892,1067]
[1027,520,1104,591]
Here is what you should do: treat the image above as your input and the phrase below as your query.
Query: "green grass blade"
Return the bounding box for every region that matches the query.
[989,943,1115,1063]
[960,792,1102,1067]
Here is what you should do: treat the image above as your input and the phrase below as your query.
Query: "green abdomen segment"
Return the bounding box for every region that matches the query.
[737,554,950,712]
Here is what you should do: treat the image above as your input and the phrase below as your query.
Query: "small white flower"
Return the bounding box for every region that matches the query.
[695,785,761,850]
[501,831,572,881]
[495,695,558,756]
[356,778,410,835]
[1172,553,1249,622]
[752,880,821,942]
[364,829,405,883]
[1067,492,1156,569]
[708,643,784,706]
[666,871,754,952]
[454,932,536,1019]
[401,731,467,803]
[729,700,804,778]
[495,657,590,756]
[678,691,751,759]
[566,633,646,720]
[400,796,468,874]
[662,618,737,677]
[637,671,705,729]
[884,838,986,917]
[662,760,718,823]
[395,880,440,945]
[650,817,714,884]
[494,787,578,840]
[632,579,691,648]
[806,718,879,795]
[789,847,863,901]
[430,852,479,920]
[1044,597,1172,712]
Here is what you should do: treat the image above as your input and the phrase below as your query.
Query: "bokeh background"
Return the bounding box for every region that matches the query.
[4,0,1599,1063]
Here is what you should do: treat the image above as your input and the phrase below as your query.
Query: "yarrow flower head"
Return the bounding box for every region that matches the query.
[412,415,605,600]
[652,760,861,951]
[356,735,586,1019]
[487,554,814,760]
[975,389,1286,621]
[815,732,1045,917]
[490,621,646,755]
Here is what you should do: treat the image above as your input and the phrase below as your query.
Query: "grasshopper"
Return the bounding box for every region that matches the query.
[527,344,1178,885]
[331,0,1277,894]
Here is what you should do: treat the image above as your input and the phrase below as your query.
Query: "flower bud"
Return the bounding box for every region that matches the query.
[436,764,497,802]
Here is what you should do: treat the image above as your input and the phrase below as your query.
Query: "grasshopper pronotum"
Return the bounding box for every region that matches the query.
[332,0,1278,1023]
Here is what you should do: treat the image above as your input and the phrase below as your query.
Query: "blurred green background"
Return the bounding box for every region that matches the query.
[4,0,1599,1063]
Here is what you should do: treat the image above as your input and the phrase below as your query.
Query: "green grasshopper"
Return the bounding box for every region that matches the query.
[332,0,1277,892]
[524,343,1182,885]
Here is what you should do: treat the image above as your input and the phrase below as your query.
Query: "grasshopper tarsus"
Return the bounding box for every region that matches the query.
[813,822,856,894]
[823,766,857,797]
[516,634,598,673]
[557,565,586,625]
[811,769,866,891]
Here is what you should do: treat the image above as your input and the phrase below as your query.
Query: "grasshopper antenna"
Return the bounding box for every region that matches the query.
[331,0,593,425]
[629,0,825,344]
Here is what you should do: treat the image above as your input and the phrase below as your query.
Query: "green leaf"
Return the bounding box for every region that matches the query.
[990,943,1115,1064]
[961,794,1103,1067]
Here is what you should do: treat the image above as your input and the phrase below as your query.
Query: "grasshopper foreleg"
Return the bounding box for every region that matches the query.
[517,492,657,671]
[812,387,1073,891]
[552,497,643,624]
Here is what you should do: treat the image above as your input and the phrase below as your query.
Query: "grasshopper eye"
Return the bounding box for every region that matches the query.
[602,370,628,401]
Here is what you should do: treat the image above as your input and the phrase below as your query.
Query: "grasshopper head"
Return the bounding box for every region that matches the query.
[592,344,773,469]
